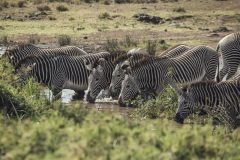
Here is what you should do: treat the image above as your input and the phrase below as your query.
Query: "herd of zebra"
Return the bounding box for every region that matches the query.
[2,32,240,125]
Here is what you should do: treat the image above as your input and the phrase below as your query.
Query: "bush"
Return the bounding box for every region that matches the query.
[104,39,120,52]
[58,35,71,46]
[104,0,111,5]
[56,5,69,12]
[173,7,186,12]
[28,34,40,44]
[37,5,51,11]
[0,35,8,44]
[122,35,138,48]
[146,40,157,55]
[0,1,9,8]
[98,12,111,20]
[48,16,56,20]
[17,1,26,8]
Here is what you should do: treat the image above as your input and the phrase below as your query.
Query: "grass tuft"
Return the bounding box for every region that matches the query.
[58,34,71,46]
[56,4,69,12]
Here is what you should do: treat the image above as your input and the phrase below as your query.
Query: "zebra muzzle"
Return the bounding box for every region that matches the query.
[175,112,184,124]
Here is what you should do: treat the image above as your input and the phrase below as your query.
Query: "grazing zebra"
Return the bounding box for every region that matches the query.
[85,49,146,103]
[175,76,240,125]
[4,44,88,66]
[217,33,240,81]
[118,45,219,107]
[19,52,110,100]
[109,44,191,98]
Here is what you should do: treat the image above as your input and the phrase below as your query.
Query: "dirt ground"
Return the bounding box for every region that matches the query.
[0,0,239,53]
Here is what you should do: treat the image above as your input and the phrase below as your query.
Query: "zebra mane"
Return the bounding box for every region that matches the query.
[91,50,127,68]
[159,44,188,56]
[129,56,167,70]
[113,54,131,65]
[15,55,37,70]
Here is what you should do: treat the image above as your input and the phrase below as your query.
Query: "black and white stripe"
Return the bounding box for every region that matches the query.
[5,44,88,66]
[118,45,219,107]
[175,76,240,124]
[217,33,240,81]
[109,45,191,99]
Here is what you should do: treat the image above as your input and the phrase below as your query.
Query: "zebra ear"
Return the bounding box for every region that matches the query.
[121,61,130,70]
[124,66,132,75]
[98,58,107,67]
[84,59,93,71]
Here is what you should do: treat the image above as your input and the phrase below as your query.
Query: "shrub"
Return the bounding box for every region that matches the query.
[69,17,75,21]
[58,35,71,46]
[17,1,26,8]
[56,5,69,12]
[1,1,9,8]
[123,35,138,48]
[173,7,186,12]
[37,5,51,11]
[104,0,111,5]
[49,16,56,20]
[98,12,111,20]
[0,36,8,44]
[28,34,40,44]
[104,39,120,52]
[146,40,157,55]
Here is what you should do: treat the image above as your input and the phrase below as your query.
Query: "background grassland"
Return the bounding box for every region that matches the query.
[1,52,240,160]
[1,0,240,159]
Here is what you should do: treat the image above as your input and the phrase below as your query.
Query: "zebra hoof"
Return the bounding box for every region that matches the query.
[118,98,126,107]
[86,92,96,103]
[175,113,184,124]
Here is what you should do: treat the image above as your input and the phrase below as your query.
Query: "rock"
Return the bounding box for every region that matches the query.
[133,13,165,25]
[170,15,193,20]
[208,33,220,37]
[212,26,230,32]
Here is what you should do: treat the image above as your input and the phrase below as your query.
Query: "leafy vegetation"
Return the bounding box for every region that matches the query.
[1,56,240,159]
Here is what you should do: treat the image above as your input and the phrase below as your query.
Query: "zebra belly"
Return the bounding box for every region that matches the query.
[63,80,87,91]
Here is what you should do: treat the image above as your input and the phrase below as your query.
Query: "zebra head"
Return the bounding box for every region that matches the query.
[175,86,195,124]
[86,58,110,103]
[109,63,125,99]
[118,64,141,107]
[7,44,37,66]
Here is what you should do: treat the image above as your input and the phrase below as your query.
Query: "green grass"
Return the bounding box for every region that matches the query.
[1,56,240,159]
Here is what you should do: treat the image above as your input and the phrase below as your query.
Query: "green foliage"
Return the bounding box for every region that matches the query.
[1,57,240,159]
[133,87,178,119]
[56,4,69,12]
[58,34,71,46]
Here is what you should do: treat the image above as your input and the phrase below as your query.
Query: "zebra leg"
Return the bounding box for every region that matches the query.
[52,88,62,100]
[218,64,229,81]
[72,90,85,100]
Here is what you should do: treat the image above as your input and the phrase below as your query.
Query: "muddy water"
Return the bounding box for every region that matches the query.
[44,89,135,116]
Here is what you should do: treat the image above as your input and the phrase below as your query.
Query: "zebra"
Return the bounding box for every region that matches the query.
[109,44,191,98]
[85,49,141,103]
[19,52,110,100]
[118,45,219,107]
[4,44,88,66]
[217,33,240,81]
[175,76,240,126]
